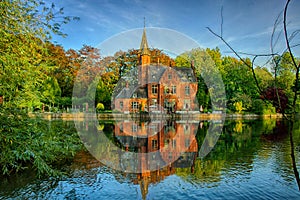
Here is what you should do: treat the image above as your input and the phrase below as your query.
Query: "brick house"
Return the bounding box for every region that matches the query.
[114,27,198,113]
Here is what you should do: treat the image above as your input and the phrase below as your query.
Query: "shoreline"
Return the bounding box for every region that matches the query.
[28,112,283,121]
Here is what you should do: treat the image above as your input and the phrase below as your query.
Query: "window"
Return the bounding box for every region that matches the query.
[152,84,158,94]
[169,152,173,160]
[184,99,190,110]
[171,85,176,94]
[184,124,190,134]
[168,74,172,80]
[164,139,169,148]
[120,101,123,109]
[172,139,176,148]
[131,101,139,109]
[185,139,190,148]
[132,124,138,132]
[185,86,190,95]
[152,140,158,149]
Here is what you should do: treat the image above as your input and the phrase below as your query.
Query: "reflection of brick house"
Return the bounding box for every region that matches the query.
[114,120,198,173]
[114,120,198,199]
[114,27,198,113]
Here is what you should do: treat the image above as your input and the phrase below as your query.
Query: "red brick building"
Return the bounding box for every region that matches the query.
[114,27,198,113]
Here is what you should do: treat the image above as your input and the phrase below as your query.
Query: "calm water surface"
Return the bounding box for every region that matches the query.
[0,119,300,200]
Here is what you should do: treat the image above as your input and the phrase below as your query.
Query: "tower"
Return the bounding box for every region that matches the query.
[139,18,150,86]
[140,26,150,66]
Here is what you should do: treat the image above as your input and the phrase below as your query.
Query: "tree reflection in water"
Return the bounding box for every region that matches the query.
[74,118,300,199]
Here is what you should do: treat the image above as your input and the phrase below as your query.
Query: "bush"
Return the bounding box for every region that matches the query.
[233,101,243,114]
[96,103,105,112]
[0,108,83,177]
[252,99,276,115]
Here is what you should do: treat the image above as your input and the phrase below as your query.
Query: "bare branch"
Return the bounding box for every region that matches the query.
[283,0,300,190]
[220,6,223,38]
[271,10,284,53]
[208,0,300,190]
[206,27,263,94]
[284,0,299,71]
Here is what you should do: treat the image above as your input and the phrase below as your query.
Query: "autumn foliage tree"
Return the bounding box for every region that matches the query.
[261,87,288,112]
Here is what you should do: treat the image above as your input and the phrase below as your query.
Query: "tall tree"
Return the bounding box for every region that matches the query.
[207,0,300,189]
[0,0,77,109]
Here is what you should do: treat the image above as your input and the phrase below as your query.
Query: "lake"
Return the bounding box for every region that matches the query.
[0,118,300,199]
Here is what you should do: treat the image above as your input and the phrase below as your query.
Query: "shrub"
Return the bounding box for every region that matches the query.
[252,99,276,115]
[96,103,105,112]
[0,108,83,177]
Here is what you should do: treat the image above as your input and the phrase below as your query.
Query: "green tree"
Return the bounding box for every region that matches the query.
[254,67,273,91]
[174,53,190,67]
[175,48,226,112]
[0,0,82,177]
[42,76,61,108]
[0,0,77,109]
[221,56,258,112]
[206,47,222,71]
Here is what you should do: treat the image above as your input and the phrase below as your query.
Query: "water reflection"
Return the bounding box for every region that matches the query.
[1,119,300,199]
[78,120,202,173]
[74,119,300,199]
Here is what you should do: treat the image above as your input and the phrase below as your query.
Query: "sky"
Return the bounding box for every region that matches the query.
[52,0,300,66]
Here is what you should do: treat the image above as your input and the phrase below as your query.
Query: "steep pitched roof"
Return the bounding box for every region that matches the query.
[149,66,167,83]
[115,85,148,99]
[140,28,150,55]
[173,67,197,82]
[115,87,133,99]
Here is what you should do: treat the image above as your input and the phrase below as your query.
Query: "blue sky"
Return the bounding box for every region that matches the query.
[52,0,300,66]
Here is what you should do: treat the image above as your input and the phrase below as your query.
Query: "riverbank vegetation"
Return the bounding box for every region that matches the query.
[0,0,83,177]
[0,0,299,177]
[0,108,82,177]
[1,2,299,114]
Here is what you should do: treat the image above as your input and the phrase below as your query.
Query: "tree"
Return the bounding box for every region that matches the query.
[73,45,103,100]
[42,76,61,108]
[175,48,226,112]
[207,0,300,189]
[254,67,273,91]
[0,0,78,109]
[44,43,76,98]
[0,0,82,176]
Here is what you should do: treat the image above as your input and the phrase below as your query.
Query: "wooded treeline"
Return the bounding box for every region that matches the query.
[1,1,299,115]
[0,0,299,178]
[3,40,297,114]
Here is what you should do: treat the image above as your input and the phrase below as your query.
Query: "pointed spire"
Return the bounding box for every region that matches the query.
[140,18,150,55]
